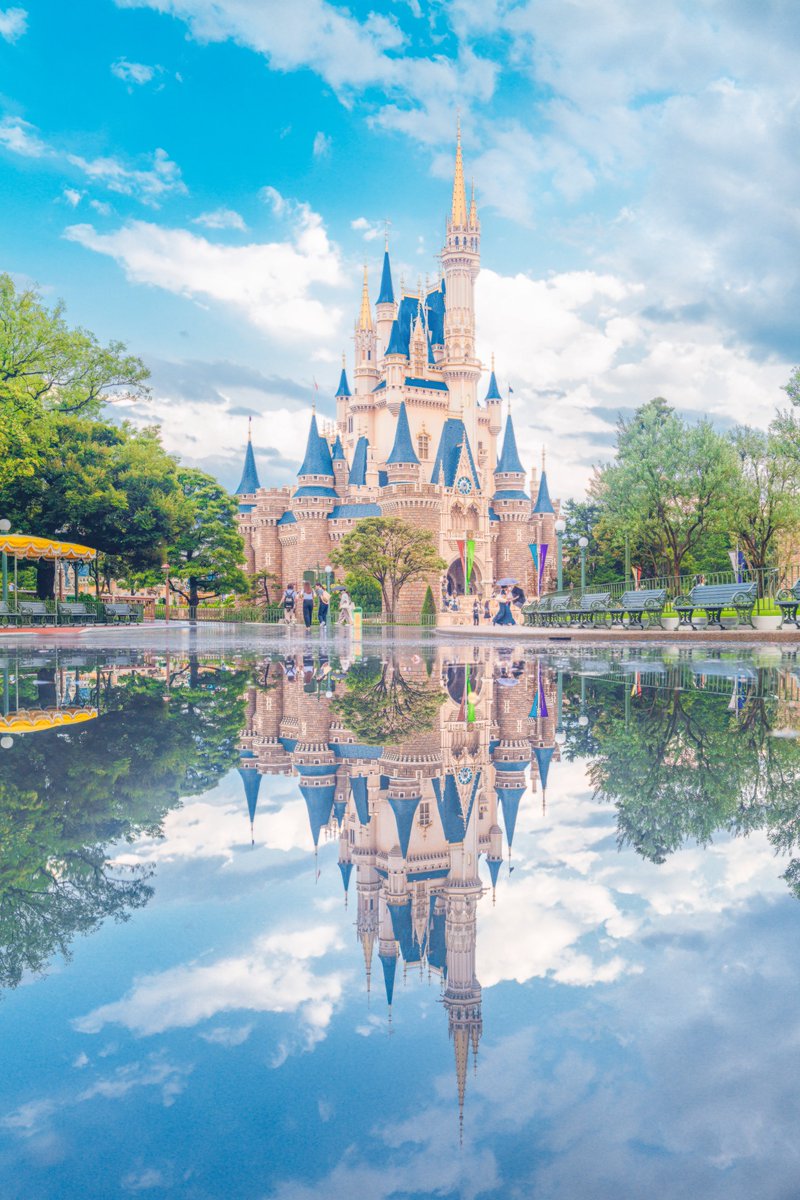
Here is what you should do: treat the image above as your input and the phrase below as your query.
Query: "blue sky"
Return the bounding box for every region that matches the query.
[1,1,799,497]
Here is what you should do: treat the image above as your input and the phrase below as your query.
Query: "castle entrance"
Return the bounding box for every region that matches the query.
[445,557,482,599]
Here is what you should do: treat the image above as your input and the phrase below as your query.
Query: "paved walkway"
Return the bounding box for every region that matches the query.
[440,623,800,645]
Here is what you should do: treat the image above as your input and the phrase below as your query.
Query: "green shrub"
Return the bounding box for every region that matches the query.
[422,585,436,618]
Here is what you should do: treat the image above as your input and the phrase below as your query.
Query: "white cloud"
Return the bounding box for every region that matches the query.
[65,199,344,339]
[351,216,382,242]
[111,58,158,85]
[0,116,46,157]
[89,198,112,216]
[0,6,26,42]
[66,146,186,206]
[312,130,331,158]
[191,206,247,231]
[73,925,346,1038]
[62,187,83,207]
[199,1023,254,1046]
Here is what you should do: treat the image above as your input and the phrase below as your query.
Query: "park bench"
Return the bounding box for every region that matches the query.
[607,588,667,629]
[104,602,137,623]
[57,601,97,624]
[524,591,572,626]
[674,583,757,630]
[776,580,800,628]
[563,592,611,627]
[0,601,21,626]
[17,601,54,625]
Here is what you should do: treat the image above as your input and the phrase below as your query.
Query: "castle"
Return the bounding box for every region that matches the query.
[237,644,563,1130]
[235,126,560,611]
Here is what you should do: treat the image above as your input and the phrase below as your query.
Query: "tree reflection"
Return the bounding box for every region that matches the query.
[0,660,247,990]
[331,657,445,744]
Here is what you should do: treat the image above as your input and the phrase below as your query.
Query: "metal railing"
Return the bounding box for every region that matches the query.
[577,565,794,601]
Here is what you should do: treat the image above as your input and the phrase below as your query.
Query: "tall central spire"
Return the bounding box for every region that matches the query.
[358,264,373,330]
[450,117,467,226]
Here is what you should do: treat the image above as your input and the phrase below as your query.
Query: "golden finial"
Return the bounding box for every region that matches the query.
[341,351,346,368]
[247,415,252,442]
[469,177,477,226]
[491,352,495,372]
[450,116,467,226]
[541,445,546,472]
[358,263,373,331]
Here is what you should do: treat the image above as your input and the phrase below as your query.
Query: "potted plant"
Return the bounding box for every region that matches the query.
[660,604,679,632]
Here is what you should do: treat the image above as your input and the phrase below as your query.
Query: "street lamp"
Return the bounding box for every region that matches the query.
[554,518,566,591]
[0,518,10,607]
[578,536,589,592]
[161,561,170,624]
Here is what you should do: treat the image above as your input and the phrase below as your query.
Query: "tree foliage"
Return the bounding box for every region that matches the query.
[331,657,445,744]
[723,426,800,576]
[332,517,445,620]
[166,468,248,611]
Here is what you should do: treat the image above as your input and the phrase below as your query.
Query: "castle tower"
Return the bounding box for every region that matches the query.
[331,429,348,492]
[493,412,533,594]
[386,402,421,487]
[441,121,481,456]
[335,356,352,433]
[376,242,396,360]
[443,884,483,1139]
[235,420,262,573]
[291,412,336,583]
[354,265,379,396]
[532,451,558,593]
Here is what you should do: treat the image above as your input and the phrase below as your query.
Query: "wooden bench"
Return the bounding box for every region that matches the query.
[776,580,800,628]
[0,600,20,626]
[564,592,611,627]
[607,588,667,629]
[57,601,97,624]
[674,583,757,630]
[17,601,54,625]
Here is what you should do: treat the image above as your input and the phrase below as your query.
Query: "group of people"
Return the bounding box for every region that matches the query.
[281,581,354,631]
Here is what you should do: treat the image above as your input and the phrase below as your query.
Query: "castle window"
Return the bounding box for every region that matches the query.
[265,552,272,565]
[503,548,510,563]
[418,801,431,827]
[368,350,371,360]
[417,432,430,460]
[348,417,353,433]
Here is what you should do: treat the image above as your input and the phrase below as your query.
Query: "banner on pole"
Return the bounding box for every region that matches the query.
[632,564,642,589]
[538,543,548,593]
[466,539,475,594]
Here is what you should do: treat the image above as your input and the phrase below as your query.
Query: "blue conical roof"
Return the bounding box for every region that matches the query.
[486,856,502,888]
[235,438,261,494]
[351,776,370,825]
[388,795,421,858]
[379,952,397,1006]
[386,318,407,357]
[237,767,262,825]
[378,248,394,304]
[298,413,334,478]
[533,470,555,514]
[335,366,351,397]
[495,414,524,476]
[338,860,353,892]
[349,435,369,486]
[498,785,525,850]
[333,798,347,827]
[485,371,502,402]
[387,402,419,466]
[300,783,335,847]
[427,333,436,365]
[331,434,345,462]
[533,746,554,790]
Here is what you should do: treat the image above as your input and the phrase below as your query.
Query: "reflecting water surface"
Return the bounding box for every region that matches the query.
[1,636,799,1199]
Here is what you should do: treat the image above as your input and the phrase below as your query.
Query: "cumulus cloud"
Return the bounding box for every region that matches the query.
[312,130,331,158]
[64,198,344,339]
[351,216,383,242]
[73,925,346,1038]
[0,115,46,157]
[0,6,26,42]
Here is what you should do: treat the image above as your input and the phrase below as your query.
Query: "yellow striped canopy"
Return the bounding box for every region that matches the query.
[0,534,96,562]
[0,707,98,734]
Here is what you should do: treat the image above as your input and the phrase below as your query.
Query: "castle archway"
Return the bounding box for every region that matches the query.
[445,556,482,598]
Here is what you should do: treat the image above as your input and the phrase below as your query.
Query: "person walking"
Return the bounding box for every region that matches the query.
[472,598,481,626]
[315,582,330,633]
[301,580,314,630]
[483,598,491,621]
[337,587,354,626]
[493,587,516,626]
[282,583,297,624]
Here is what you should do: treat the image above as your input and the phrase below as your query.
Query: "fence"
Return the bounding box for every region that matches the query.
[579,564,794,601]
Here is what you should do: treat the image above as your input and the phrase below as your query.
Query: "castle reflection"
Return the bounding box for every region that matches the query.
[237,644,564,1130]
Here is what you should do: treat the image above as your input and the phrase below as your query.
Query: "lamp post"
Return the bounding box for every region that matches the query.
[0,518,10,607]
[578,536,589,592]
[161,561,170,624]
[554,518,566,591]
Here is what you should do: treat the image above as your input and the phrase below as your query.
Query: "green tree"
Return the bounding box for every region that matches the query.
[0,657,249,990]
[343,570,382,613]
[724,426,800,584]
[332,656,445,744]
[332,517,445,621]
[166,468,248,615]
[0,273,149,417]
[591,398,738,585]
[0,417,187,597]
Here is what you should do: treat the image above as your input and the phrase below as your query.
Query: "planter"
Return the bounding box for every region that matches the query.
[660,616,680,632]
[752,615,783,633]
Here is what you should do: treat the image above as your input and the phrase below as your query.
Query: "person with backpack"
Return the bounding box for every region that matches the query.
[282,583,297,624]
